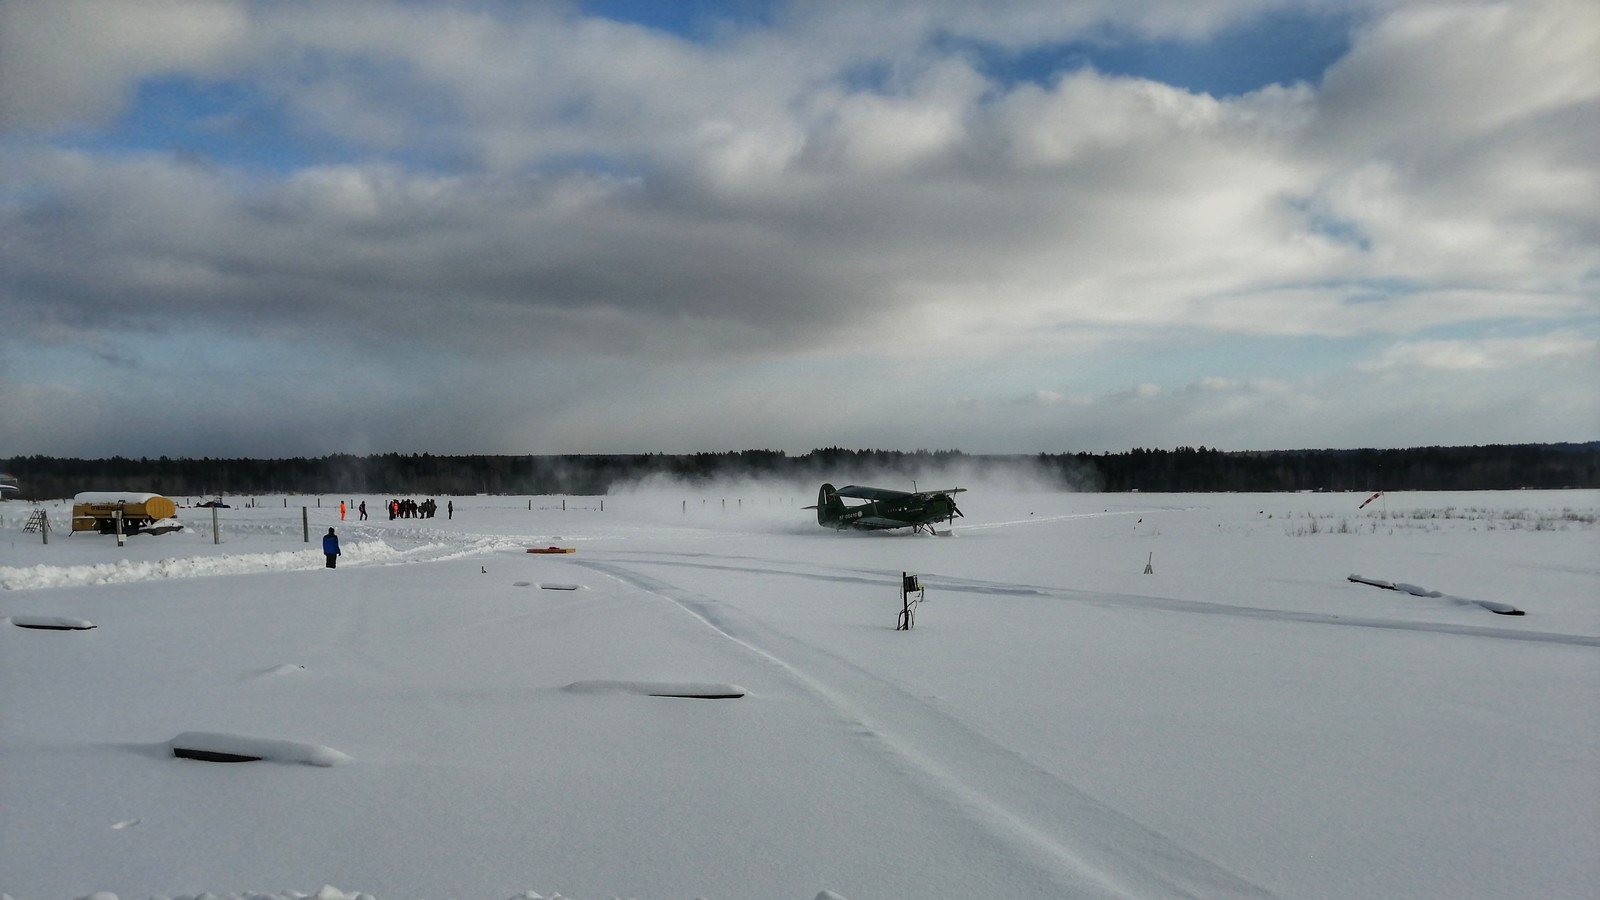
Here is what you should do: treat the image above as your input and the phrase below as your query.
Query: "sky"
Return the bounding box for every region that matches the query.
[1,0,1596,459]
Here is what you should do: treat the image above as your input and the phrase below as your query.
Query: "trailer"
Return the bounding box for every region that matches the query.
[71,492,179,534]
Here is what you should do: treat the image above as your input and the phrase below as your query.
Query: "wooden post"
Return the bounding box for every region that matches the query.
[301,507,308,543]
[114,508,125,548]
[214,505,221,545]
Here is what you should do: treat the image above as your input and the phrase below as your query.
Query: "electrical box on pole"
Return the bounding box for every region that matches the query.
[898,572,924,631]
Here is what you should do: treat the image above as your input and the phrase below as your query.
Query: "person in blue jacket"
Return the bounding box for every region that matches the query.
[323,527,341,568]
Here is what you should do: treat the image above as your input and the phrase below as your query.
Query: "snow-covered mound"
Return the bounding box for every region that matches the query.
[1348,573,1525,615]
[167,731,352,767]
[7,614,95,630]
[563,680,748,699]
[71,491,169,506]
[43,883,851,890]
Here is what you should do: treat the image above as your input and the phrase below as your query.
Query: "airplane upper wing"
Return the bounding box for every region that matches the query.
[833,485,913,502]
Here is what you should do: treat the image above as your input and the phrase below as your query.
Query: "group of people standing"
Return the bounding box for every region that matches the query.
[388,497,449,519]
[334,498,455,522]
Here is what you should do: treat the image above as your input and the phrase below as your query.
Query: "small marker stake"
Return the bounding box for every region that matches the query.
[1144,552,1154,574]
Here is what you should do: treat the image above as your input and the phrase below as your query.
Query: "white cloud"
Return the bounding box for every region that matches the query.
[0,0,249,130]
[1301,0,1600,287]
[1314,0,1600,152]
[802,58,988,173]
[1358,333,1600,373]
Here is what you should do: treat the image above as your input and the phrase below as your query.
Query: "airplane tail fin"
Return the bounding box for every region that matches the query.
[813,483,846,526]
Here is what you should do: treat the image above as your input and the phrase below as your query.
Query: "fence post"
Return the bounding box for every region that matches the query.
[213,505,220,545]
[302,507,309,543]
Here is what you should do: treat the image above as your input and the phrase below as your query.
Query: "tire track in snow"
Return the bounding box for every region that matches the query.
[575,557,1278,900]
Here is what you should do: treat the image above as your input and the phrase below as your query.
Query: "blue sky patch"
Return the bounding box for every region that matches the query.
[579,0,777,42]
[951,6,1358,97]
[58,75,357,172]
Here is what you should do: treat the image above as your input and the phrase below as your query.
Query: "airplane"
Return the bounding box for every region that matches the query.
[808,483,965,535]
[0,472,17,499]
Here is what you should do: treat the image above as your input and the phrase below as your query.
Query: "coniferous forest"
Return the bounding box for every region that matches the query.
[2,443,1595,501]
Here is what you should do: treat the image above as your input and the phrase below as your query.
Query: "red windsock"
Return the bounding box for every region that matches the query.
[1359,491,1383,509]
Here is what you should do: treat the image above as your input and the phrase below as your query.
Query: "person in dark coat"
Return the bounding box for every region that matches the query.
[323,527,341,568]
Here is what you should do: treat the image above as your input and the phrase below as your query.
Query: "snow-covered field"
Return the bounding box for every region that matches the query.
[2,486,1596,900]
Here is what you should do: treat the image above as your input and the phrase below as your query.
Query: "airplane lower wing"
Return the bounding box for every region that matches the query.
[849,516,912,529]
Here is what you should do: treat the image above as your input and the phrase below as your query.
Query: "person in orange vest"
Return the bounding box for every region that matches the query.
[340,500,346,521]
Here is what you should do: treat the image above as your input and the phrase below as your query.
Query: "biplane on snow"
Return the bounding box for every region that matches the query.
[808,483,965,535]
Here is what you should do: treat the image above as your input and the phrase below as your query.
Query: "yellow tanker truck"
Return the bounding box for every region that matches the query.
[71,492,179,534]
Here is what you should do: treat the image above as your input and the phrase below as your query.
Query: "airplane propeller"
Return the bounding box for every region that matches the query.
[942,493,963,525]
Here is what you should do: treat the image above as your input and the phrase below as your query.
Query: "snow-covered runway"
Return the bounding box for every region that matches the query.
[2,488,1596,899]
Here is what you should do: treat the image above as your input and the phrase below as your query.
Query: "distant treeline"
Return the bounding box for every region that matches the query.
[3,443,1596,501]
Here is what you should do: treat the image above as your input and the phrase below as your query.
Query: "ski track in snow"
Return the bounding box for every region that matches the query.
[603,553,1600,648]
[956,507,1188,532]
[573,556,1278,900]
